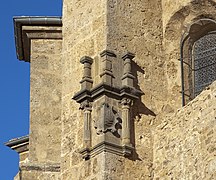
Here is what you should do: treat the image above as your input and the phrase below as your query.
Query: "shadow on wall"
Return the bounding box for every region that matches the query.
[129,60,156,161]
[132,60,156,117]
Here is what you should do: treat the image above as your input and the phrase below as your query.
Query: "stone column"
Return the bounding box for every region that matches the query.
[122,52,135,87]
[80,100,92,149]
[78,56,93,159]
[100,50,116,86]
[121,98,132,146]
[80,56,93,90]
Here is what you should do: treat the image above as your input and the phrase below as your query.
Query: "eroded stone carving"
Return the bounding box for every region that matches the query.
[80,100,92,110]
[94,103,121,135]
[121,97,133,106]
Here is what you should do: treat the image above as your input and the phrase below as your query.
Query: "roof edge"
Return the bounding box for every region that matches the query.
[5,135,29,148]
[13,16,62,61]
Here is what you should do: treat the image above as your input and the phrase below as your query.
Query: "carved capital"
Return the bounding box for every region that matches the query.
[79,100,92,111]
[121,98,133,107]
[80,56,93,64]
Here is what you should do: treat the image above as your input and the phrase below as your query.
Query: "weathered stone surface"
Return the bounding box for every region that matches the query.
[60,0,216,178]
[13,25,62,179]
[153,81,216,179]
[61,0,163,179]
[8,0,216,179]
[29,38,62,164]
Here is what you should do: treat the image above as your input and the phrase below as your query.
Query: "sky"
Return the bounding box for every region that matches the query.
[0,1,62,179]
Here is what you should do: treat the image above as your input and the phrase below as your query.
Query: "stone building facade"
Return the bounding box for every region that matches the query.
[5,0,216,179]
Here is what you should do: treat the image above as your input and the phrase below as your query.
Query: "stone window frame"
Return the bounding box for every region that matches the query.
[180,18,216,105]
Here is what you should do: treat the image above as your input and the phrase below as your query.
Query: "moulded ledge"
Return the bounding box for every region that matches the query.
[79,141,134,160]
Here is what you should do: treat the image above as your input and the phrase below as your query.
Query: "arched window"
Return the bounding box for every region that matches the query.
[181,19,216,105]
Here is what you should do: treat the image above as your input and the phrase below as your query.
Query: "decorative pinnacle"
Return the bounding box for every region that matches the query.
[100,50,116,57]
[80,56,93,64]
[122,52,135,60]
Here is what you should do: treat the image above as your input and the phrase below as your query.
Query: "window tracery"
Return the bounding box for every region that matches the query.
[181,19,216,105]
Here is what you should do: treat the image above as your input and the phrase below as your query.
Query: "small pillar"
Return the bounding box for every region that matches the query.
[80,100,92,149]
[80,56,93,90]
[122,52,135,87]
[100,50,116,86]
[121,98,132,146]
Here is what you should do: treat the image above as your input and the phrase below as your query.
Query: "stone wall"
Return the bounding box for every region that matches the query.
[162,0,216,106]
[61,0,108,178]
[18,36,62,180]
[29,38,62,164]
[61,0,166,179]
[13,32,62,179]
[60,1,216,179]
[10,1,216,179]
[105,1,165,179]
[15,169,60,180]
[106,0,169,113]
[162,0,216,31]
[60,0,215,179]
[153,81,216,179]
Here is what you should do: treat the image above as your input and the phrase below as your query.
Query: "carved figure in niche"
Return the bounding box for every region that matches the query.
[94,103,121,135]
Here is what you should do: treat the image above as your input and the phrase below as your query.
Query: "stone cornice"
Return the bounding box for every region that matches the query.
[80,141,134,160]
[5,135,29,153]
[13,16,62,62]
[73,83,143,103]
[72,89,92,103]
[20,163,60,172]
